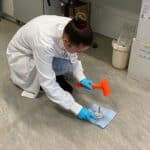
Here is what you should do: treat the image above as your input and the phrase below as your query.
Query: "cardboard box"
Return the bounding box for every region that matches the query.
[61,2,91,23]
[128,38,150,85]
[69,2,90,22]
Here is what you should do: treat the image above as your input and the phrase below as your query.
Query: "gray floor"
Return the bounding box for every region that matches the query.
[0,19,150,150]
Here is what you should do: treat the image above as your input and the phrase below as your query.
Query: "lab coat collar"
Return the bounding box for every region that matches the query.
[56,24,67,52]
[58,38,66,51]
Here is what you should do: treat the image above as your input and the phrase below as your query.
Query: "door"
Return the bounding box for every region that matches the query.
[2,0,14,17]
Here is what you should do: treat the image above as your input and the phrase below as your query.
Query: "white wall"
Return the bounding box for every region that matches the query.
[1,0,142,38]
[88,0,142,38]
[2,0,14,17]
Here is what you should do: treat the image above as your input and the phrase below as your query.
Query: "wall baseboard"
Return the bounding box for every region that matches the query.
[1,13,24,25]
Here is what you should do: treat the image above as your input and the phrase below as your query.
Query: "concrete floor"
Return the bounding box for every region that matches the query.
[0,19,150,150]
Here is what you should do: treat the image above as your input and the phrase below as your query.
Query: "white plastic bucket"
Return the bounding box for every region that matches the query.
[112,39,129,69]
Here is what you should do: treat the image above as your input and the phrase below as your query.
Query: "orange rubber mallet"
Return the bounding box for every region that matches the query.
[76,80,111,96]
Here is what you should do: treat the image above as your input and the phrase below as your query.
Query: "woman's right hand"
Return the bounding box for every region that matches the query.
[77,107,97,121]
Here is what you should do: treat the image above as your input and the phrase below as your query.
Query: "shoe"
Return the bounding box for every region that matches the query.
[39,86,44,93]
[56,75,73,94]
[40,86,43,91]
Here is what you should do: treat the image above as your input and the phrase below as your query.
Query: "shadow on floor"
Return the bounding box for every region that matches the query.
[84,33,113,65]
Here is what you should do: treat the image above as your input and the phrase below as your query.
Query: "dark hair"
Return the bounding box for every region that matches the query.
[63,12,93,46]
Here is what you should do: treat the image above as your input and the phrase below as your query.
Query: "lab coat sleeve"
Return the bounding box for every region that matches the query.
[71,54,86,82]
[33,45,82,115]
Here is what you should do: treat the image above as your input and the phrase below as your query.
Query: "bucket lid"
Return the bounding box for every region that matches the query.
[112,39,129,52]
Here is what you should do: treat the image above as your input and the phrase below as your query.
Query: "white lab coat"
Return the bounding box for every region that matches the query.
[6,15,86,114]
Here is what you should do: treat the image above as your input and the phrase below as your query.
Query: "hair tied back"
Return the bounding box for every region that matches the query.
[74,12,88,30]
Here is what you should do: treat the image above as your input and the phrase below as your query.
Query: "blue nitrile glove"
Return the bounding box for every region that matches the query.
[77,107,97,121]
[80,78,94,90]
